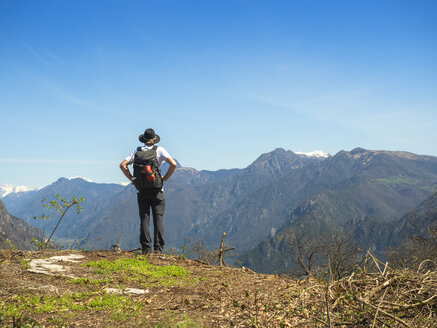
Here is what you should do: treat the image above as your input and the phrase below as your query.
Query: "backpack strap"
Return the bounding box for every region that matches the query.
[152,145,161,174]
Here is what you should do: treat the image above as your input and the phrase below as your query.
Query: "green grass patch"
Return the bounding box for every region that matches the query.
[85,257,194,287]
[374,176,417,186]
[0,292,144,321]
[1,293,202,327]
[18,258,30,270]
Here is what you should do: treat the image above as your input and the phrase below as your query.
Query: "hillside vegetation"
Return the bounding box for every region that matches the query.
[0,250,435,327]
[0,199,41,250]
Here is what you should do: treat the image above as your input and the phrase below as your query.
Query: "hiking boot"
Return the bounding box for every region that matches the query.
[142,248,153,255]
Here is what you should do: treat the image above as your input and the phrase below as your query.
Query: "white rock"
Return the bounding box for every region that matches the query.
[104,287,150,295]
[49,254,85,262]
[27,254,85,276]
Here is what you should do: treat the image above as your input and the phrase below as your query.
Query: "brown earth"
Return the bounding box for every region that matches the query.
[0,250,435,327]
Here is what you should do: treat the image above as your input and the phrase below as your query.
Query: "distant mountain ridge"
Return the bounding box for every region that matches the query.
[237,148,437,272]
[2,147,437,275]
[0,184,36,198]
[3,177,128,249]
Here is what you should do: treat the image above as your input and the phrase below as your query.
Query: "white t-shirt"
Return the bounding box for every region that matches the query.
[124,145,171,169]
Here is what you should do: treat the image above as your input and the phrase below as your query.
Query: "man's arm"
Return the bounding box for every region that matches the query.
[162,157,177,181]
[119,160,134,182]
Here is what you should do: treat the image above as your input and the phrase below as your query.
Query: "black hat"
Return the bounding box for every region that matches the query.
[139,128,160,144]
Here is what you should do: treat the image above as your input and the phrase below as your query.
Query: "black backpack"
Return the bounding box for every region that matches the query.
[133,146,163,190]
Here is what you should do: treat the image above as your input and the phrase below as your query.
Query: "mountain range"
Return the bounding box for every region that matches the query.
[237,148,437,272]
[0,184,36,198]
[2,147,437,273]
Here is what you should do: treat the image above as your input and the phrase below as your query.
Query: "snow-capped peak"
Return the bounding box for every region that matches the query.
[294,150,330,158]
[0,184,35,198]
[67,176,95,183]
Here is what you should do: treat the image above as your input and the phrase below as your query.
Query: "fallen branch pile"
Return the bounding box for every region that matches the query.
[320,253,437,327]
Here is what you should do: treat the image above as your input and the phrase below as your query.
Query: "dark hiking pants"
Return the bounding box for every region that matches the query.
[137,189,165,252]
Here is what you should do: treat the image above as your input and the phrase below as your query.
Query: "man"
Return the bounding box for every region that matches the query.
[120,128,177,254]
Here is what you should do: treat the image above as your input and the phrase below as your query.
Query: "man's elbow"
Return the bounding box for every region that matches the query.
[167,157,177,168]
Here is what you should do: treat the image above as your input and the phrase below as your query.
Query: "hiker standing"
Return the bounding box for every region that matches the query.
[120,128,177,254]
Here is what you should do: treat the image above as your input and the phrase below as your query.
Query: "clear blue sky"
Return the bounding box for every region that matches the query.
[1,0,436,188]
